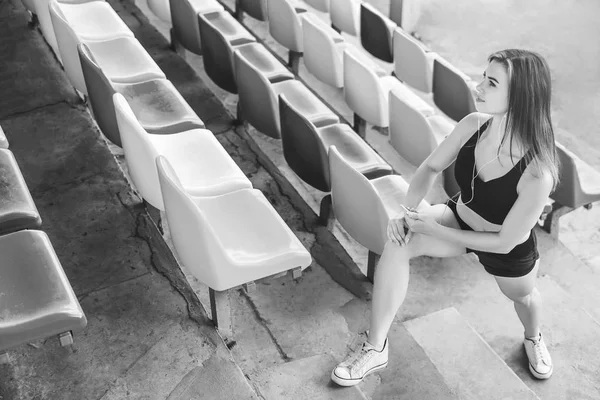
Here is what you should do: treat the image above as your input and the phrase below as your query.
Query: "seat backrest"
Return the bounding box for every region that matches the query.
[343,48,386,126]
[279,95,331,192]
[233,46,281,138]
[390,0,421,32]
[198,11,242,93]
[147,0,171,23]
[330,0,360,35]
[329,146,389,254]
[302,13,344,88]
[113,93,163,209]
[305,0,329,12]
[268,0,303,52]
[393,28,434,93]
[156,155,226,288]
[550,142,579,207]
[239,0,268,20]
[360,3,395,62]
[432,57,476,122]
[170,0,202,54]
[49,0,87,93]
[77,43,121,146]
[389,89,437,167]
[22,0,35,12]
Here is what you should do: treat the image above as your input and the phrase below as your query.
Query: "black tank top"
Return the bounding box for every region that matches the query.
[454,119,532,225]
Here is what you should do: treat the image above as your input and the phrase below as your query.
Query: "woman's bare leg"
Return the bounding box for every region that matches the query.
[368,204,467,349]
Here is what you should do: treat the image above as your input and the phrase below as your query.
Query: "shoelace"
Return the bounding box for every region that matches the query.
[531,338,548,365]
[347,344,374,372]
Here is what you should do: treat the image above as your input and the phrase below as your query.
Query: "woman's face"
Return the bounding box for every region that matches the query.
[474,61,509,115]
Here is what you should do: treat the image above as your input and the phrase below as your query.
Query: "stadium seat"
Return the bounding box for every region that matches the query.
[78,43,203,147]
[343,47,434,136]
[234,44,337,139]
[389,0,421,33]
[432,57,477,122]
[392,28,436,93]
[147,0,171,23]
[49,0,134,94]
[235,0,268,21]
[0,124,8,149]
[156,156,311,336]
[305,0,329,12]
[302,13,348,88]
[389,90,455,167]
[114,93,250,210]
[0,149,42,235]
[329,145,429,280]
[542,142,600,238]
[267,0,306,73]
[360,3,395,63]
[169,0,224,55]
[330,0,360,35]
[0,230,87,363]
[198,11,256,93]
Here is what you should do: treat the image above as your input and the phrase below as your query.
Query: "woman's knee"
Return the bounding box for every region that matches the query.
[503,285,540,306]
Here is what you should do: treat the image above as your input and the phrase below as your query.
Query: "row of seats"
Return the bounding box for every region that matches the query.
[28,0,314,338]
[0,124,87,363]
[144,0,600,245]
[143,0,426,281]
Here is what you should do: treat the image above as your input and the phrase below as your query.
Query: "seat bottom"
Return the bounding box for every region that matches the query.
[0,230,86,352]
[115,79,205,135]
[273,80,339,127]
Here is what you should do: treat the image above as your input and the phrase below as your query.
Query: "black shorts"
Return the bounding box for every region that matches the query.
[446,196,539,278]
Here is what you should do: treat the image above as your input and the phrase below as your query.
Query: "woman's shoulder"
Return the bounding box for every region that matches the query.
[450,112,492,145]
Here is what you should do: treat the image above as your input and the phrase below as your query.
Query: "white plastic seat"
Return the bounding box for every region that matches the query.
[392,28,436,93]
[389,0,422,33]
[432,56,478,122]
[302,13,347,88]
[147,0,171,23]
[389,90,455,167]
[22,0,36,12]
[329,145,430,278]
[305,0,329,12]
[360,2,396,62]
[157,156,312,291]
[113,93,252,210]
[343,47,434,129]
[156,156,312,336]
[268,0,305,53]
[0,125,7,149]
[34,0,63,60]
[82,38,165,84]
[49,0,135,94]
[330,0,360,35]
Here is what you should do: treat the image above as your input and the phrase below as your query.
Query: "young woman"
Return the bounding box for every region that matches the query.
[331,49,559,386]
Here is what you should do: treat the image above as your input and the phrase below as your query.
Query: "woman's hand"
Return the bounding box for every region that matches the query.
[404,211,439,236]
[387,213,412,246]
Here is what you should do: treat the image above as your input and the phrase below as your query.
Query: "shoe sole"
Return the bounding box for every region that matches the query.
[529,363,553,380]
[330,361,388,387]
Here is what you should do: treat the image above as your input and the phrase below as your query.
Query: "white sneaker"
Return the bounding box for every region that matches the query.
[331,338,388,386]
[524,332,553,379]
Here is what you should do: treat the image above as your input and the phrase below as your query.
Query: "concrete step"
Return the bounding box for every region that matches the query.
[536,226,600,323]
[254,354,367,400]
[458,275,600,400]
[404,307,538,400]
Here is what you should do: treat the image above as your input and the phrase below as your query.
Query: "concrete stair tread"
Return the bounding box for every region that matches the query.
[254,354,367,399]
[404,307,539,400]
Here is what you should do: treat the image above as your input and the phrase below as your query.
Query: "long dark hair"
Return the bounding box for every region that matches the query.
[488,49,560,190]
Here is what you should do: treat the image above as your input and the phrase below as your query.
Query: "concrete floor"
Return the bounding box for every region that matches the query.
[1,0,600,399]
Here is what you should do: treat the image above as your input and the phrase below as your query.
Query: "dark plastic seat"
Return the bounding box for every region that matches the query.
[360,3,395,63]
[237,0,268,21]
[432,57,477,122]
[279,95,392,193]
[234,44,336,139]
[78,43,204,147]
[0,124,8,149]
[0,149,42,235]
[542,142,600,237]
[0,230,87,357]
[198,11,256,93]
[170,0,224,55]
